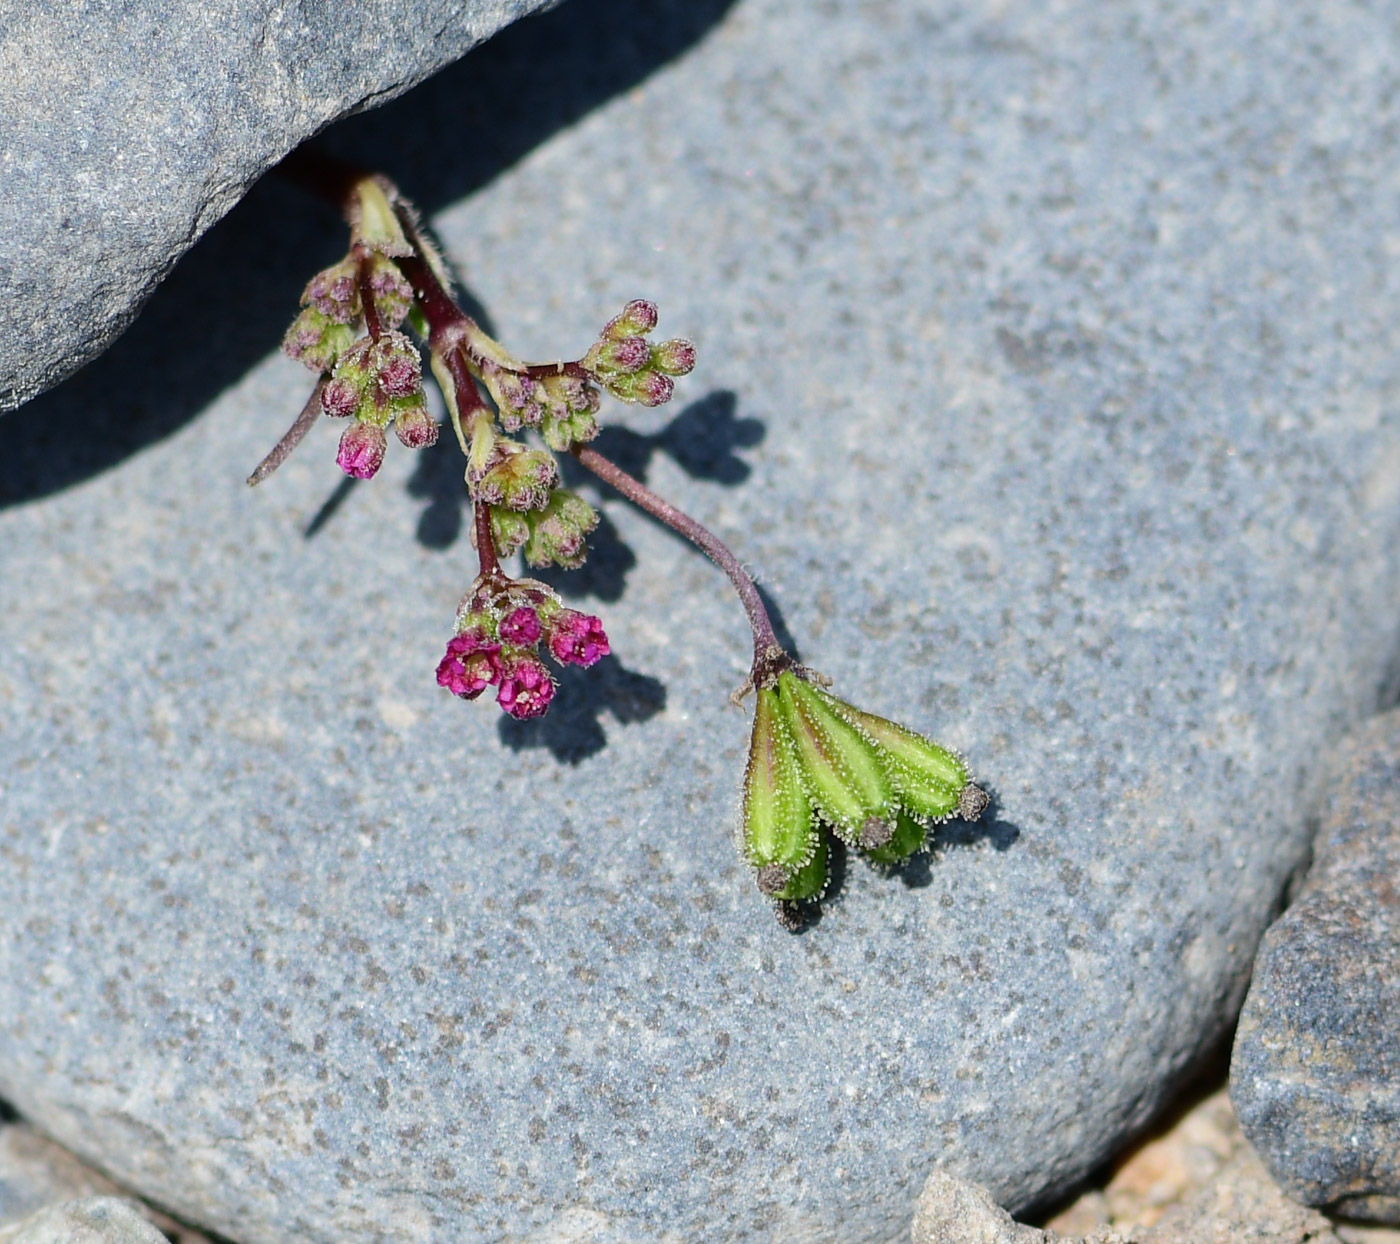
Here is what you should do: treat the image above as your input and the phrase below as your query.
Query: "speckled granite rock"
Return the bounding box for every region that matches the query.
[1231,710,1400,1223]
[0,0,556,411]
[0,1199,166,1244]
[4,0,1400,1240]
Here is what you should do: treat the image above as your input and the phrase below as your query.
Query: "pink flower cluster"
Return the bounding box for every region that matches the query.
[436,602,610,720]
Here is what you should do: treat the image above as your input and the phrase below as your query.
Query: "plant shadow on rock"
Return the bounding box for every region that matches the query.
[496,655,667,764]
[793,790,1020,925]
[0,0,739,509]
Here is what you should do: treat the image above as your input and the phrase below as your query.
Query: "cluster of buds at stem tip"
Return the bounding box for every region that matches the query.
[436,574,610,720]
[581,300,696,408]
[742,668,988,930]
[279,178,437,480]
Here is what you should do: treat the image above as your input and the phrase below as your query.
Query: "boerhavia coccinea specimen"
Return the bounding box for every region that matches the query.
[250,157,987,928]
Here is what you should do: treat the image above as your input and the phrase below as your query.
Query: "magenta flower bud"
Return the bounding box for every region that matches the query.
[496,655,556,720]
[651,338,696,376]
[636,371,675,407]
[600,336,651,374]
[499,605,543,646]
[365,255,414,329]
[436,632,503,700]
[304,260,361,325]
[321,376,360,419]
[336,422,387,480]
[546,610,610,667]
[378,353,420,398]
[394,405,438,449]
[606,299,659,337]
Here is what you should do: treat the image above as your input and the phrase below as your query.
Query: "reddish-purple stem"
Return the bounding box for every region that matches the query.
[247,380,325,486]
[571,444,788,680]
[357,251,383,340]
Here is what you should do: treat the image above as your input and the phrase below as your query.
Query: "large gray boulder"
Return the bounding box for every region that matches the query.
[3,0,1400,1241]
[1231,710,1400,1223]
[0,0,557,411]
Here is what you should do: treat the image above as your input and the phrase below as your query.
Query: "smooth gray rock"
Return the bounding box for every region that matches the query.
[0,1199,167,1244]
[1231,710,1400,1222]
[4,0,1400,1241]
[0,1119,124,1227]
[0,0,557,411]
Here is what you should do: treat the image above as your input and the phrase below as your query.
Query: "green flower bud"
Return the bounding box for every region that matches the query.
[523,490,598,569]
[283,308,355,373]
[651,338,696,376]
[540,407,599,452]
[490,508,530,559]
[776,672,896,843]
[301,259,361,325]
[596,335,652,374]
[743,685,820,880]
[474,442,558,512]
[603,299,659,339]
[603,370,674,407]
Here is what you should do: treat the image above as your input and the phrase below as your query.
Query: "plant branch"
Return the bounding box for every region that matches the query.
[247,380,325,486]
[571,444,790,682]
[474,500,500,579]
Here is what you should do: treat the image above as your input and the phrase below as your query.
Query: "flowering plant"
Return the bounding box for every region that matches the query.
[251,156,986,928]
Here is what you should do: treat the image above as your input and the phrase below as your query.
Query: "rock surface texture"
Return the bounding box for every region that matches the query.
[0,1119,124,1227]
[0,0,557,411]
[914,1150,1347,1244]
[4,0,1400,1242]
[0,1199,167,1244]
[1231,710,1400,1224]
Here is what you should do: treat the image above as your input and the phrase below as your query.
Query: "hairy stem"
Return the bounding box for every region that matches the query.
[571,444,790,681]
[247,380,325,486]
[474,500,500,579]
[356,250,383,340]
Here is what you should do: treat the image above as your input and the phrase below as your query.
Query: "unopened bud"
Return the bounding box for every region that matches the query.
[302,259,361,325]
[604,299,659,339]
[634,371,675,407]
[598,336,651,374]
[283,309,354,373]
[336,422,387,480]
[474,443,558,511]
[370,332,422,398]
[364,253,414,329]
[490,508,529,558]
[320,376,361,419]
[523,491,599,569]
[651,338,696,376]
[541,408,599,453]
[394,404,438,449]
